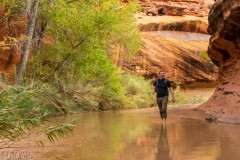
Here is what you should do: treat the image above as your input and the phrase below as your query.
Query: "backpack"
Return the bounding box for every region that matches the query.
[155,79,168,92]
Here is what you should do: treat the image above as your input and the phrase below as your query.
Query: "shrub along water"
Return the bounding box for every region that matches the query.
[172,85,205,106]
[53,70,155,111]
[0,82,75,146]
[0,71,155,146]
[121,73,155,109]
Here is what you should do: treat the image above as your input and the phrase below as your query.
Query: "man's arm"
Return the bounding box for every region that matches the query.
[151,80,156,98]
[151,86,155,99]
[169,87,175,102]
[152,86,155,95]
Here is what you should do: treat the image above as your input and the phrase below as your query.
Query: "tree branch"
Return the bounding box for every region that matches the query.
[52,38,86,74]
[63,30,74,48]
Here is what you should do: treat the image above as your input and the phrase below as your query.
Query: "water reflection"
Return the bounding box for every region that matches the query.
[155,125,170,160]
[16,112,240,160]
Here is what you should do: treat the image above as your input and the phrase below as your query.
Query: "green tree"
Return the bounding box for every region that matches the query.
[38,0,141,75]
[30,0,142,110]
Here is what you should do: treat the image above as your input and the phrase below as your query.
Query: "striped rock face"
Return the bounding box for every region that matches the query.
[112,14,218,85]
[199,0,240,123]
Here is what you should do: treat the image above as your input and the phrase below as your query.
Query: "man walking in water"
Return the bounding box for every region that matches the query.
[152,70,175,126]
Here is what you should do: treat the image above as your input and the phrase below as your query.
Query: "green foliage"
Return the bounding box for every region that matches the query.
[42,0,140,52]
[199,50,210,61]
[0,82,70,116]
[0,82,74,143]
[121,73,154,108]
[0,0,25,14]
[37,0,141,75]
[173,85,189,104]
[173,85,205,105]
[49,72,154,111]
[55,50,125,111]
[26,0,142,111]
[45,121,76,144]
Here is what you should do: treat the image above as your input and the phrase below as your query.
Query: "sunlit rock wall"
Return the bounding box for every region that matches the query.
[113,14,218,85]
[113,31,218,85]
[199,0,240,123]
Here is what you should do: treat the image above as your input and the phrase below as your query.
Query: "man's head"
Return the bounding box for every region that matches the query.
[158,70,165,79]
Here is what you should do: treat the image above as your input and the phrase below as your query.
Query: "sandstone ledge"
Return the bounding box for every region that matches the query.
[136,14,208,33]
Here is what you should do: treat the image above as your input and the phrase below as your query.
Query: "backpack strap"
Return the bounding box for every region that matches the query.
[164,79,168,88]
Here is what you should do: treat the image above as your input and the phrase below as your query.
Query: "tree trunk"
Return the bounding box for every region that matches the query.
[34,17,48,55]
[16,0,39,83]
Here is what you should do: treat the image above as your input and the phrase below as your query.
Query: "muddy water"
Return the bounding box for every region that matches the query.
[146,31,211,41]
[26,111,240,160]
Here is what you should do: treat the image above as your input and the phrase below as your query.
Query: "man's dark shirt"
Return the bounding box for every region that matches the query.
[153,78,171,98]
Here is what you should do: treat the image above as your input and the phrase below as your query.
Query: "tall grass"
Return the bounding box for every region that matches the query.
[0,82,74,144]
[173,85,205,105]
[52,72,155,111]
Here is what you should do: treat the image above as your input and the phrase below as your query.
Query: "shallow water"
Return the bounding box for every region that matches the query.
[37,111,240,160]
[146,31,211,41]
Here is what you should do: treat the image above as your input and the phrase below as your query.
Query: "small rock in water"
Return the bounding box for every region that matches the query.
[205,115,217,122]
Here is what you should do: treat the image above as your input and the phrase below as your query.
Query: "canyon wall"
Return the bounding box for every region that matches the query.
[0,9,25,81]
[199,0,240,123]
[140,0,215,17]
[113,15,218,85]
[116,32,218,84]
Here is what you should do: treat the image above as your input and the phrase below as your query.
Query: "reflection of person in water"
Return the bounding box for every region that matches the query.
[155,125,170,160]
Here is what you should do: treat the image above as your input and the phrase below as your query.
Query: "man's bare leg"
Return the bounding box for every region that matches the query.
[162,118,166,128]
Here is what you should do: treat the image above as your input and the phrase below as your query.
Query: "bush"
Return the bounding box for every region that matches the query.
[173,85,205,105]
[121,73,155,108]
[0,82,74,142]
[173,85,189,104]
[54,72,155,111]
[0,82,69,116]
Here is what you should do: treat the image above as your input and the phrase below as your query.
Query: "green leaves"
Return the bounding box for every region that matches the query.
[32,0,142,111]
[121,73,154,108]
[39,0,141,65]
[0,0,25,14]
[0,82,71,143]
[46,121,76,143]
